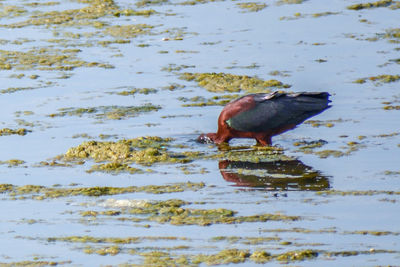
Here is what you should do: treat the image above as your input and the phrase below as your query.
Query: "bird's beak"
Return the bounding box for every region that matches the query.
[197,134,214,144]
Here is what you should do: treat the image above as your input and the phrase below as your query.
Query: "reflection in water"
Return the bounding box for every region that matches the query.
[219,160,330,191]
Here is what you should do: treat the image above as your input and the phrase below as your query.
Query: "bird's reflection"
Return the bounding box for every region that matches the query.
[219,159,329,191]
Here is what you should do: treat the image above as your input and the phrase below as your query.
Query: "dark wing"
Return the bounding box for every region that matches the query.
[226,92,331,132]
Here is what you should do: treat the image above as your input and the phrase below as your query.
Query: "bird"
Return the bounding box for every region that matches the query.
[197,91,331,146]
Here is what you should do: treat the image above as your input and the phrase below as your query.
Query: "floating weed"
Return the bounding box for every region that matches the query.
[161,63,195,72]
[0,182,205,199]
[179,72,290,93]
[343,230,400,236]
[276,0,307,5]
[383,105,400,110]
[48,235,187,244]
[192,249,251,265]
[87,162,144,174]
[347,0,399,10]
[226,63,260,70]
[316,190,400,196]
[84,245,121,256]
[179,0,224,6]
[54,136,201,170]
[354,74,400,85]
[1,0,125,28]
[210,145,293,163]
[103,24,154,38]
[384,170,400,175]
[293,140,328,151]
[304,118,347,128]
[0,261,71,267]
[0,128,30,136]
[236,2,267,12]
[275,249,318,262]
[115,87,158,96]
[178,94,239,107]
[48,104,161,120]
[281,11,339,20]
[0,48,110,71]
[0,86,40,94]
[112,198,300,226]
[0,159,26,167]
[136,0,169,8]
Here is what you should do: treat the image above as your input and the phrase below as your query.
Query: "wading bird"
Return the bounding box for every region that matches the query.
[197,92,331,146]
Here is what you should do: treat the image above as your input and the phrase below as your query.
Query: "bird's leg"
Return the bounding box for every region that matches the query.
[255,136,272,146]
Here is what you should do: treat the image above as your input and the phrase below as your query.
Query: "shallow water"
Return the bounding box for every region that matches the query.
[0,0,399,266]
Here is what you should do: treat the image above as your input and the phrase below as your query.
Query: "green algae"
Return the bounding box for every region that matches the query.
[87,162,144,174]
[57,136,200,170]
[384,170,400,175]
[294,138,364,158]
[304,118,345,128]
[237,2,267,12]
[316,190,400,196]
[48,104,161,120]
[1,86,40,94]
[210,146,293,163]
[114,87,158,96]
[178,94,239,107]
[48,235,186,244]
[103,24,154,38]
[249,251,272,263]
[192,249,250,265]
[84,245,120,256]
[179,72,290,93]
[293,140,328,150]
[276,249,318,262]
[347,0,398,10]
[354,74,400,85]
[280,11,339,20]
[0,48,110,71]
[1,0,124,28]
[344,230,400,236]
[211,236,281,244]
[0,182,205,199]
[161,63,195,72]
[179,0,223,5]
[276,0,306,4]
[269,70,290,77]
[325,249,396,257]
[113,198,300,226]
[135,0,169,7]
[383,104,400,110]
[0,159,26,167]
[0,261,71,267]
[314,149,345,158]
[312,11,340,17]
[0,128,30,136]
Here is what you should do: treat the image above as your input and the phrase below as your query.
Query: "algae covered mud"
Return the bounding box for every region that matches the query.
[0,0,399,265]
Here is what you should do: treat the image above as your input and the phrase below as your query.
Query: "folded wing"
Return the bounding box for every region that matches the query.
[225,92,331,133]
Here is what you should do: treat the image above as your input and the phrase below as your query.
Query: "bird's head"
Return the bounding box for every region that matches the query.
[197,133,217,144]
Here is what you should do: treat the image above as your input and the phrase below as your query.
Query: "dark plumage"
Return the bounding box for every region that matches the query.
[198,91,331,146]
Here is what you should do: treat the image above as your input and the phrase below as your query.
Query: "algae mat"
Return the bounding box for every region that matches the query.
[0,0,399,266]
